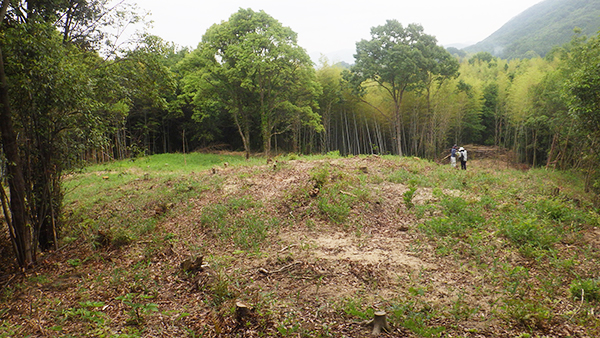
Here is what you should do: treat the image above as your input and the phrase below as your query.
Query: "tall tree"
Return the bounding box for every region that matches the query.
[564,32,600,193]
[192,8,321,158]
[347,21,458,156]
[0,0,33,267]
[0,0,148,267]
[316,58,343,153]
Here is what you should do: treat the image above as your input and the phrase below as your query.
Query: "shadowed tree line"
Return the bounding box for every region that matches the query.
[1,3,600,268]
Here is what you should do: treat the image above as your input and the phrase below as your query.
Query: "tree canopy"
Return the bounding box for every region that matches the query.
[185,8,321,158]
[347,21,459,155]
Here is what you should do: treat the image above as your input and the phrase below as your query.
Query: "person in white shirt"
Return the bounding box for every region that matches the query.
[458,147,467,170]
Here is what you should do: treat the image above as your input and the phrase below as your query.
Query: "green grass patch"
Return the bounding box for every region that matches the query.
[200,197,274,250]
[570,278,600,302]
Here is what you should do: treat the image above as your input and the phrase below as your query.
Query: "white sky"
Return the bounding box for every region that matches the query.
[129,0,544,63]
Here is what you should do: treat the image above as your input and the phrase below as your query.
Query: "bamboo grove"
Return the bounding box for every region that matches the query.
[1,3,600,267]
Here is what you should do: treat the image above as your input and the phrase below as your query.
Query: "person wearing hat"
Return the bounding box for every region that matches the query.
[458,147,467,170]
[450,145,458,168]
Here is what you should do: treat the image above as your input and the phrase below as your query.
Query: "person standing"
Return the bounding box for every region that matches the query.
[450,145,458,168]
[458,147,467,170]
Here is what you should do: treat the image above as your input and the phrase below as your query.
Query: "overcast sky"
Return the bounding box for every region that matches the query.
[129,0,544,63]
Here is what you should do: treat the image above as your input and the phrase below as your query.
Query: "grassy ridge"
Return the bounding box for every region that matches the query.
[2,153,599,337]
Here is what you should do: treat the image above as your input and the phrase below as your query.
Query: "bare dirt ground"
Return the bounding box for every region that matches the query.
[0,154,597,337]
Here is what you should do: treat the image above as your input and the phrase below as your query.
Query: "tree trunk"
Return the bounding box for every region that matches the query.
[0,43,34,268]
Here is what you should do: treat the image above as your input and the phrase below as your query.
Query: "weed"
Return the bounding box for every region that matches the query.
[338,297,372,320]
[570,278,600,302]
[440,195,467,216]
[420,202,484,239]
[389,301,445,338]
[449,292,479,321]
[115,293,159,326]
[412,202,437,219]
[388,169,431,187]
[28,274,50,284]
[317,188,352,224]
[60,301,107,325]
[403,187,417,209]
[310,165,330,189]
[67,258,82,267]
[204,271,237,308]
[0,321,21,337]
[200,198,272,250]
[499,218,557,250]
[500,298,552,329]
[501,264,530,297]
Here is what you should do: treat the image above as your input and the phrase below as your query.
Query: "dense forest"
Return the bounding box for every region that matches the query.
[1,0,600,268]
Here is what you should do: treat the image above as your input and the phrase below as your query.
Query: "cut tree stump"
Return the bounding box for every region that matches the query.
[180,256,204,274]
[363,311,391,336]
[235,301,251,323]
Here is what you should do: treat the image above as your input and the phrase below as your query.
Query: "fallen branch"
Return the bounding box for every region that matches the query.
[340,190,357,198]
[278,244,297,253]
[2,274,15,289]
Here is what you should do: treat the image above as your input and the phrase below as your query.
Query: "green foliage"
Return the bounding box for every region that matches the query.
[500,298,552,328]
[420,195,485,238]
[186,8,321,157]
[61,301,107,325]
[570,278,600,302]
[387,169,431,187]
[499,218,558,250]
[403,187,417,209]
[115,293,159,325]
[310,165,331,189]
[389,301,445,338]
[339,298,373,320]
[317,188,353,224]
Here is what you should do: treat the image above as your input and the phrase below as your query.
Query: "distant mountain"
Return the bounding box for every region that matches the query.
[464,0,600,59]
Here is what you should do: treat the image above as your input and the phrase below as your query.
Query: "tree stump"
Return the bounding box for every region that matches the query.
[180,256,204,274]
[235,301,250,323]
[364,311,391,336]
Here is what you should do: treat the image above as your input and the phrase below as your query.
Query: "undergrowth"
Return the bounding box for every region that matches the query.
[1,153,599,337]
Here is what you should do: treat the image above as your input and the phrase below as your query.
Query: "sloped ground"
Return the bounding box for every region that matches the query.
[1,154,599,337]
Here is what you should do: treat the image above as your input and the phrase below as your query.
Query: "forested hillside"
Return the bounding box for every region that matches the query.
[464,0,600,59]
